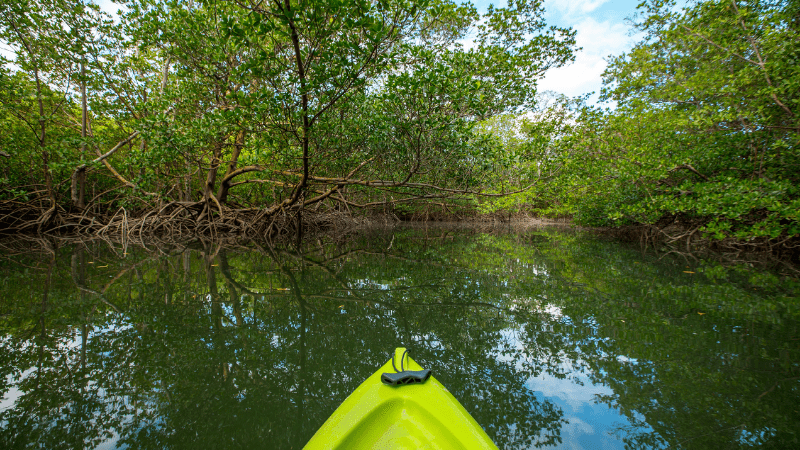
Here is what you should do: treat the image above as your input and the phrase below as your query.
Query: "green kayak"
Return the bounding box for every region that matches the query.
[304,347,498,449]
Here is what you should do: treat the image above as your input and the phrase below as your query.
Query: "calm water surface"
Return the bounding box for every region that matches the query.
[1,225,798,449]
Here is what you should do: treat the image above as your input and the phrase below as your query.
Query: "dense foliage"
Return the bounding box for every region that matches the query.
[0,0,575,227]
[1,0,797,253]
[521,0,799,246]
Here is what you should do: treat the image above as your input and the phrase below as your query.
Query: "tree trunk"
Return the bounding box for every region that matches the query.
[33,67,56,210]
[72,61,88,210]
[217,129,246,204]
[8,19,54,211]
[203,141,224,203]
[286,0,310,206]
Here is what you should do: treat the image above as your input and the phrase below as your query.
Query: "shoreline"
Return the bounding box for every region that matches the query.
[1,211,797,269]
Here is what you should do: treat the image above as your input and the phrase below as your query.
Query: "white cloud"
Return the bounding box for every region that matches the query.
[546,0,610,16]
[0,42,16,65]
[538,17,637,100]
[530,367,611,412]
[96,0,128,22]
[574,16,635,56]
[557,418,598,450]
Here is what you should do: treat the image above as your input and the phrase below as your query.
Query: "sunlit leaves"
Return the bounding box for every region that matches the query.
[542,0,799,242]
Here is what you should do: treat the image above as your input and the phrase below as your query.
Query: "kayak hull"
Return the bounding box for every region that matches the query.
[304,349,497,450]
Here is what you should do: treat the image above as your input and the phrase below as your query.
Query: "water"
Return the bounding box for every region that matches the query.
[1,225,798,449]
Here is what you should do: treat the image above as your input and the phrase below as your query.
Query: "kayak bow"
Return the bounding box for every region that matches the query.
[304,347,498,449]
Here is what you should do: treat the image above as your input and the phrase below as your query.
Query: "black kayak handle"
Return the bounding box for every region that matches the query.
[381,348,432,386]
[381,369,432,386]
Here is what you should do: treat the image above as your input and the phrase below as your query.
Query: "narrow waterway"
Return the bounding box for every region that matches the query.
[1,225,798,449]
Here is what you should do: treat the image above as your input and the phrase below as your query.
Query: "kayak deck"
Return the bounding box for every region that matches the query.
[304,348,497,449]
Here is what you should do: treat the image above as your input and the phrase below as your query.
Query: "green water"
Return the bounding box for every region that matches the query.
[1,225,798,449]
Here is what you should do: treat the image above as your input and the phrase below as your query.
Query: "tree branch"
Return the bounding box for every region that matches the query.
[668,163,709,181]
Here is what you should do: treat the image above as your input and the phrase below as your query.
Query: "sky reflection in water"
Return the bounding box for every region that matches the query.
[0,225,798,449]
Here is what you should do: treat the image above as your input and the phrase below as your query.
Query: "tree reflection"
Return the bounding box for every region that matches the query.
[0,228,797,449]
[501,230,800,449]
[0,231,567,449]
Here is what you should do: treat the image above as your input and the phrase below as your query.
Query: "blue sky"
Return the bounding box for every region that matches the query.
[474,0,645,103]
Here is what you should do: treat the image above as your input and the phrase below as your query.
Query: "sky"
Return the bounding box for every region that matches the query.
[474,0,645,103]
[499,326,656,450]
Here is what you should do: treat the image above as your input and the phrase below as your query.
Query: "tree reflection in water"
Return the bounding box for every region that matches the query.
[0,226,797,449]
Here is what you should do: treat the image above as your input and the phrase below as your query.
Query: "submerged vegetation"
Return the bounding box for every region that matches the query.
[0,0,797,258]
